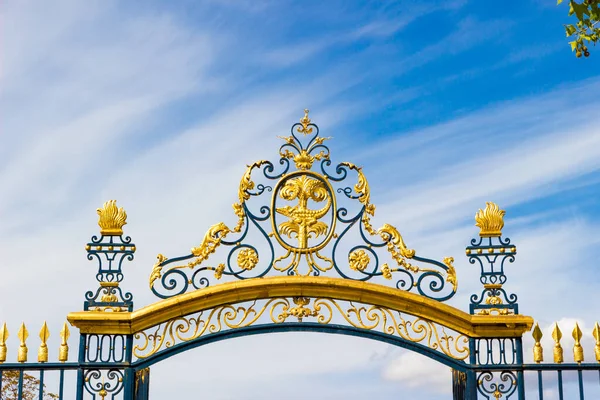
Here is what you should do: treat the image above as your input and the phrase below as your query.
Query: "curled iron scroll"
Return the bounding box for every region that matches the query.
[149,114,458,302]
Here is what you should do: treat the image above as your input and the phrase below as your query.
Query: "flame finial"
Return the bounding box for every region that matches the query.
[97,200,127,236]
[475,202,506,237]
[297,109,313,135]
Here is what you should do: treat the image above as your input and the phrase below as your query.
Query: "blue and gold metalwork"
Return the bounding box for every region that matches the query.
[467,202,518,315]
[84,201,136,312]
[83,369,124,400]
[149,110,458,302]
[476,371,518,400]
[2,111,600,400]
[131,296,470,362]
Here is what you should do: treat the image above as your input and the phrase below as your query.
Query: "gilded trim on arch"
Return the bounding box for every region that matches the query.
[132,297,470,361]
[69,276,534,338]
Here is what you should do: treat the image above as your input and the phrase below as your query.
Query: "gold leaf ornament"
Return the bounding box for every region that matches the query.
[149,254,168,289]
[443,257,458,291]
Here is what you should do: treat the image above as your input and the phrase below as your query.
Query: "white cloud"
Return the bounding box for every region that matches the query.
[383,352,451,394]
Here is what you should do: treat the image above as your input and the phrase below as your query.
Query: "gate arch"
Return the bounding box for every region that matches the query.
[3,111,600,399]
[68,275,532,372]
[63,110,538,399]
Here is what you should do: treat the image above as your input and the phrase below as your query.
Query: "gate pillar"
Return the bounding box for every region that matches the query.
[75,201,137,399]
[467,203,525,399]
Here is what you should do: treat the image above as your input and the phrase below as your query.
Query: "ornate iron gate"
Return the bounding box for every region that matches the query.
[0,111,598,399]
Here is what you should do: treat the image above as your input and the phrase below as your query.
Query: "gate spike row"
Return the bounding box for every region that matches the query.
[0,322,8,363]
[552,322,563,364]
[38,321,50,363]
[59,322,70,362]
[572,322,584,364]
[17,322,29,363]
[532,323,543,363]
[593,322,600,363]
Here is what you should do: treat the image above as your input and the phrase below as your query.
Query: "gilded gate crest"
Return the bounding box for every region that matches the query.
[149,110,457,300]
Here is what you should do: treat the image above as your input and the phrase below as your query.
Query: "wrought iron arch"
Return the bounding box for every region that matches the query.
[130,324,471,372]
[3,110,600,400]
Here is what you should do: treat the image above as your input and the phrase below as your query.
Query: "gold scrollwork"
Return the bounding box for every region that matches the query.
[149,110,458,293]
[133,297,469,361]
[149,161,269,287]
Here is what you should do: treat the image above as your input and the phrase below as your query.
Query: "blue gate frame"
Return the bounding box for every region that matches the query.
[0,111,599,399]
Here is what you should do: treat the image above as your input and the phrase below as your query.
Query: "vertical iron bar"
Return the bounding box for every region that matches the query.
[557,370,564,400]
[59,369,65,400]
[468,338,478,400]
[577,369,584,400]
[516,338,525,400]
[0,370,3,397]
[466,370,478,400]
[124,368,135,400]
[17,370,24,400]
[537,370,544,400]
[125,335,133,363]
[76,334,86,400]
[38,370,45,400]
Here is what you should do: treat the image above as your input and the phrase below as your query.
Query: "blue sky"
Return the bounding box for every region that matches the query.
[1,0,600,399]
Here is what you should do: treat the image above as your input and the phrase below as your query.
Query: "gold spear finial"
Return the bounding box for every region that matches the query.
[59,322,70,362]
[593,322,600,363]
[17,322,29,363]
[532,323,544,363]
[552,322,564,364]
[475,202,506,237]
[297,109,313,135]
[0,323,8,363]
[97,200,127,236]
[572,322,584,363]
[38,321,50,363]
